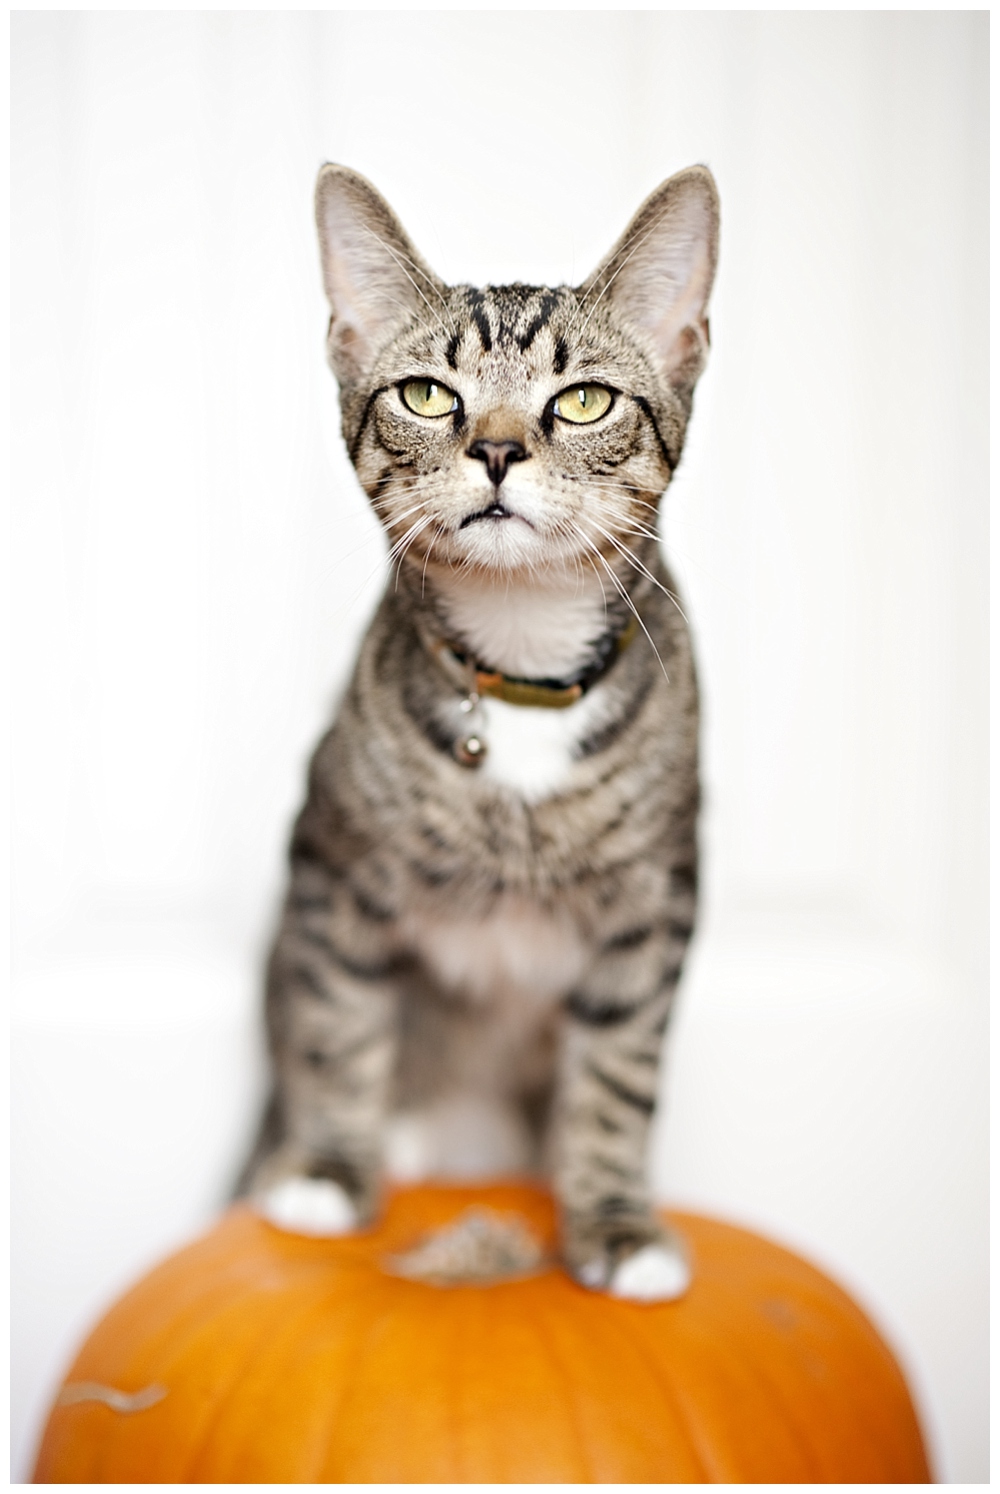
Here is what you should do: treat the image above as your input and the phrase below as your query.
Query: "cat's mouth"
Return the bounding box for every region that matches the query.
[459,501,534,531]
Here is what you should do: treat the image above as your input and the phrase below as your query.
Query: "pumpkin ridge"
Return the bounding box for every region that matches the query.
[718,1239,910,1478]
[309,1267,467,1481]
[454,1284,508,1481]
[232,1274,381,1482]
[726,1281,890,1480]
[310,1281,401,1482]
[456,1274,589,1480]
[179,1275,328,1482]
[633,1315,759,1481]
[751,1266,928,1478]
[309,1297,389,1480]
[448,1286,481,1481]
[322,1277,460,1480]
[76,1278,243,1482]
[196,1271,388,1482]
[666,1216,922,1481]
[526,1262,709,1482]
[442,1288,467,1483]
[684,1280,824,1481]
[611,1303,721,1479]
[579,1277,717,1480]
[664,1228,830,1480]
[647,1218,831,1479]
[520,1288,597,1482]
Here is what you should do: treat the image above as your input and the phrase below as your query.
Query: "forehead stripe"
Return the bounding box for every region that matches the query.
[516,291,561,352]
[464,289,493,352]
[472,308,492,352]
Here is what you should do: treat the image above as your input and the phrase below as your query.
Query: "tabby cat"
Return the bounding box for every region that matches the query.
[238,163,719,1301]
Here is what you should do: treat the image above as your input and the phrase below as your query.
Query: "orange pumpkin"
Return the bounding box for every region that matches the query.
[33,1183,930,1483]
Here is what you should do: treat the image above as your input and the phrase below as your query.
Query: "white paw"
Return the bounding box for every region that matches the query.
[255,1177,358,1237]
[609,1242,690,1302]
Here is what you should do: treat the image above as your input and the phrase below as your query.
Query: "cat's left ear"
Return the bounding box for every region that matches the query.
[584,166,719,391]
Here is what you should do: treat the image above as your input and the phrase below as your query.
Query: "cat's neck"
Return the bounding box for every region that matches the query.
[422,565,621,681]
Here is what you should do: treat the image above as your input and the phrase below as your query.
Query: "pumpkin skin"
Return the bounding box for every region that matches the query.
[33,1183,930,1483]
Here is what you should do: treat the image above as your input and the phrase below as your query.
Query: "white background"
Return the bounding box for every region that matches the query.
[11,11,988,1482]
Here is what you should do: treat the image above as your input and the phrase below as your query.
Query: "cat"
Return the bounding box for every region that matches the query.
[237,162,719,1302]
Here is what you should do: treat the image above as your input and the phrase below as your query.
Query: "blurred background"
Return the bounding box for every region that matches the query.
[11,11,988,1481]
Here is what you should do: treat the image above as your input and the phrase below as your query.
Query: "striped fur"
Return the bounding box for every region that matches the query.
[239,165,719,1297]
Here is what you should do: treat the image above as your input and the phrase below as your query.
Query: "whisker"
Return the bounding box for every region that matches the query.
[385,512,431,572]
[615,523,664,548]
[572,524,671,687]
[315,518,391,576]
[388,513,431,558]
[371,500,427,533]
[420,523,441,596]
[547,514,600,605]
[555,516,610,621]
[391,519,434,591]
[336,536,408,618]
[585,519,691,628]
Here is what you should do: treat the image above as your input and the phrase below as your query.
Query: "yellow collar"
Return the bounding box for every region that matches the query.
[428,615,639,710]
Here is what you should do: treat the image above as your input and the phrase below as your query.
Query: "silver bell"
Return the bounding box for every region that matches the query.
[454,734,487,768]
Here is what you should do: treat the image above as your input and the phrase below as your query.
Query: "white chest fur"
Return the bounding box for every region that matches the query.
[437,568,612,802]
[401,897,587,1005]
[439,570,610,680]
[474,689,603,800]
[387,899,588,1181]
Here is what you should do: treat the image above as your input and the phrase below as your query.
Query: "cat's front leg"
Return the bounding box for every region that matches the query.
[553,930,690,1301]
[238,850,401,1236]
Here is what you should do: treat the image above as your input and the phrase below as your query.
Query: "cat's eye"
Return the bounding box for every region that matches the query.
[401,379,459,418]
[554,384,613,424]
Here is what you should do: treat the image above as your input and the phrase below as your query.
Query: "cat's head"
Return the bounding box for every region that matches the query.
[315,165,718,582]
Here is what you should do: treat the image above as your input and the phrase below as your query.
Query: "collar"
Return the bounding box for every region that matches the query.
[425,614,639,710]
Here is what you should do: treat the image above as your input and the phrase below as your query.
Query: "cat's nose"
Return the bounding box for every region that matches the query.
[466,439,529,487]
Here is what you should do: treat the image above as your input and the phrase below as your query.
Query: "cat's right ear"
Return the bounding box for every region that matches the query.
[315,165,444,384]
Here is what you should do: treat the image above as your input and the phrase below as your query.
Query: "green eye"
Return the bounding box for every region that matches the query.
[554,384,613,424]
[401,379,459,418]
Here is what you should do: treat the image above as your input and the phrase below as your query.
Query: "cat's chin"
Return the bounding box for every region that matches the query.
[449,525,545,576]
[427,533,592,586]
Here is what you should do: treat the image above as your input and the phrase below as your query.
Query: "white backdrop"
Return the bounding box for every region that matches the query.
[12,11,988,1482]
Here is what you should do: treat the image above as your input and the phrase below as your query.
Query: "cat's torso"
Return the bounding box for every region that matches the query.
[286,554,697,1177]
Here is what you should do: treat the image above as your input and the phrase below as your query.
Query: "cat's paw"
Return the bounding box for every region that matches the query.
[608,1241,690,1301]
[567,1215,691,1302]
[254,1176,358,1237]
